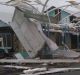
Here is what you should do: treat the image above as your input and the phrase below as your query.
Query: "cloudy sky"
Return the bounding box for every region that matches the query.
[0,0,15,23]
[0,0,80,23]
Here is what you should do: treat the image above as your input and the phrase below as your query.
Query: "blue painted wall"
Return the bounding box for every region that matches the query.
[61,11,70,19]
[48,10,55,17]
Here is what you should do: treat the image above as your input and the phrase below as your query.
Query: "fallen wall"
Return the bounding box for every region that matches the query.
[10,8,45,57]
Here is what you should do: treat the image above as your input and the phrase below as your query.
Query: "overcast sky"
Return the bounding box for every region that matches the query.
[0,0,15,23]
[1,0,80,12]
[0,0,80,23]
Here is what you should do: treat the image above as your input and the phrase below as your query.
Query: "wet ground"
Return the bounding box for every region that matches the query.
[0,68,80,75]
[0,63,80,75]
[45,70,80,75]
[0,67,22,75]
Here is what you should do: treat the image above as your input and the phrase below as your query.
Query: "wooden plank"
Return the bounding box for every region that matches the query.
[0,59,80,64]
[3,65,30,69]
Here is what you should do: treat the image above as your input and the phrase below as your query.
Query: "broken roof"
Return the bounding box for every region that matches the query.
[0,0,80,23]
[0,20,9,27]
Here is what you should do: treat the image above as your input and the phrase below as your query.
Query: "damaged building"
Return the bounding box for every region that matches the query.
[45,6,80,50]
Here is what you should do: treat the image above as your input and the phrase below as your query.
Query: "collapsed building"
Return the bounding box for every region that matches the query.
[0,0,80,74]
[0,0,80,59]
